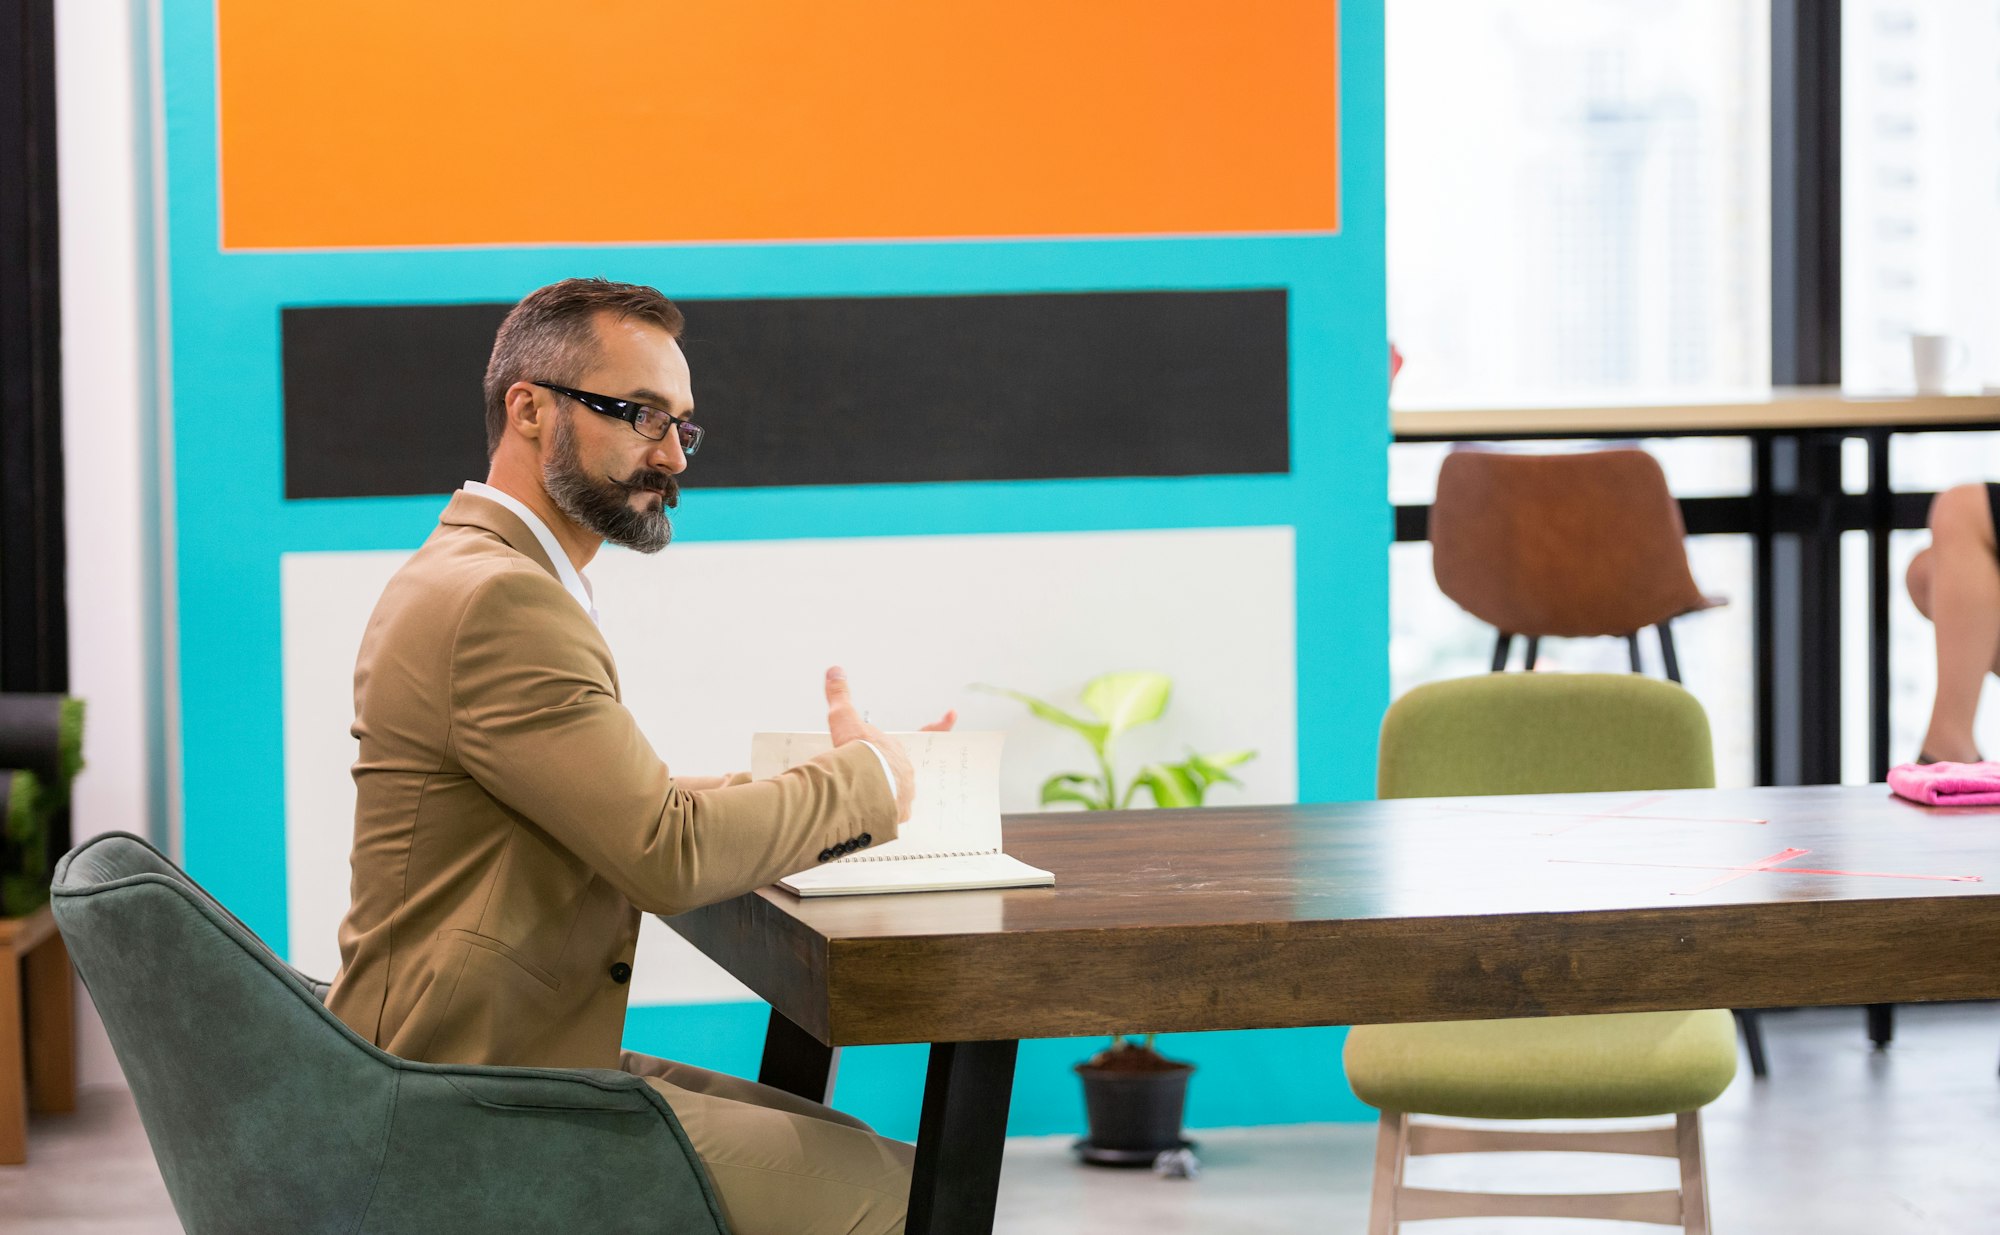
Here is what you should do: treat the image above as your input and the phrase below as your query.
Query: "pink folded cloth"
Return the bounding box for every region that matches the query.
[1888,760,2000,806]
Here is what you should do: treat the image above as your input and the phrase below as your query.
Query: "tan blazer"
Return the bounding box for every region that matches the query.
[326,492,895,1070]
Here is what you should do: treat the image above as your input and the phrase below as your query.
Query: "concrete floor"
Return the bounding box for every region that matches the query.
[4,1003,1997,1233]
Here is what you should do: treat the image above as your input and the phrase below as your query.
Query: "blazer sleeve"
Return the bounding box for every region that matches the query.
[447,568,897,915]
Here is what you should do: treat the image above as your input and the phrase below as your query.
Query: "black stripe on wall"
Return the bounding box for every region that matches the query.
[282,289,1289,499]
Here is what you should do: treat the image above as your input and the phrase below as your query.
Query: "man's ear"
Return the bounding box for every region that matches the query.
[504,381,546,442]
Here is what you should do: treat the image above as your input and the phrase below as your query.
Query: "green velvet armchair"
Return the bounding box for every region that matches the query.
[51,831,731,1234]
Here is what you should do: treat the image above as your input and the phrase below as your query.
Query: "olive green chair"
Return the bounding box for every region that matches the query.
[1347,673,1740,1233]
[50,832,731,1234]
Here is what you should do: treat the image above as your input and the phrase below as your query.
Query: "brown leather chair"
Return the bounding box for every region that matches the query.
[1429,447,1725,680]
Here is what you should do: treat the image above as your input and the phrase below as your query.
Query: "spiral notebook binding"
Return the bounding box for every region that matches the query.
[837,848,1000,864]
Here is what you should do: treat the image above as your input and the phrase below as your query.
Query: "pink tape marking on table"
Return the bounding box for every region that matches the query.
[1433,796,1769,836]
[1550,846,1982,896]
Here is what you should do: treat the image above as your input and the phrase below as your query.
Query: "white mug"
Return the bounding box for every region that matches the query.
[1910,333,1968,394]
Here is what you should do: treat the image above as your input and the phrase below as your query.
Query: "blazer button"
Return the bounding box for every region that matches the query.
[857,833,872,847]
[817,848,834,863]
[609,962,632,984]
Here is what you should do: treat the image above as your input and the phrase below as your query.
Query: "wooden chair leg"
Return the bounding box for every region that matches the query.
[1523,636,1541,670]
[0,943,24,1164]
[1676,1111,1710,1235]
[1367,1110,1407,1235]
[25,932,74,1114]
[1627,632,1645,673]
[1491,632,1513,672]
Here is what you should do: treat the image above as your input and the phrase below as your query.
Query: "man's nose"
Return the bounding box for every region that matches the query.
[648,432,687,474]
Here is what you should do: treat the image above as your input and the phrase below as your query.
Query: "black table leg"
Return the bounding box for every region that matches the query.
[757,1006,839,1105]
[907,1039,1019,1235]
[1867,1002,1895,1048]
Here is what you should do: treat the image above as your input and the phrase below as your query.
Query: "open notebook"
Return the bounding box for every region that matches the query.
[753,731,1055,897]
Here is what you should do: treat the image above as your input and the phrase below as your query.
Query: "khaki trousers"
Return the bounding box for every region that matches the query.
[621,1050,914,1235]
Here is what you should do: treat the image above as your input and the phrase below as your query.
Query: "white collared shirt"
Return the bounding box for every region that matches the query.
[458,480,897,803]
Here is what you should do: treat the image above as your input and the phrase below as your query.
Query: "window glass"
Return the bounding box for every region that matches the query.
[1843,2,2000,393]
[1887,432,2000,492]
[1387,0,1772,408]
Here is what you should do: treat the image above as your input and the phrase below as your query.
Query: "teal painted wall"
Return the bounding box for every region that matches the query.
[623,1004,1373,1140]
[159,1,1387,1130]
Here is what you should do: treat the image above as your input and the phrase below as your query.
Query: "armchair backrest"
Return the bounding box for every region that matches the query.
[52,832,729,1234]
[52,832,402,1229]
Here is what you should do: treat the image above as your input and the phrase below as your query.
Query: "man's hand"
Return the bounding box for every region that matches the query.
[824,666,955,823]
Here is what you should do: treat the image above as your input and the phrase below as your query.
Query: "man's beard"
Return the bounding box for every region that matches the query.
[543,410,678,554]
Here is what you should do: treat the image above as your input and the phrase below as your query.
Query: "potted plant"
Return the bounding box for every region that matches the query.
[977,671,1253,1170]
[0,694,84,917]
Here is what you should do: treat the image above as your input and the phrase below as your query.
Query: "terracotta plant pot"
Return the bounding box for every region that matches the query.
[1073,1045,1195,1167]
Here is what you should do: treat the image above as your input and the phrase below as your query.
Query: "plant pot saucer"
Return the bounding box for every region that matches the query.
[1070,1137,1197,1168]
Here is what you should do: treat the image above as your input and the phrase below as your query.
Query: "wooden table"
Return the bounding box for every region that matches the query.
[666,786,2000,1234]
[0,902,75,1164]
[1391,389,2000,786]
[1391,386,2000,440]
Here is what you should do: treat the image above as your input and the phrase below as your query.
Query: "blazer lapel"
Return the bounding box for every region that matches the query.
[439,491,563,584]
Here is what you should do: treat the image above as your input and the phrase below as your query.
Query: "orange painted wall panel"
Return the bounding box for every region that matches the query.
[216,1,1339,248]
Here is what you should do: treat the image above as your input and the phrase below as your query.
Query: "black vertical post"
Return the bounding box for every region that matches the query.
[1766,1,1841,785]
[0,0,68,698]
[1761,434,1845,785]
[1867,429,1893,781]
[1753,435,1778,785]
[1772,0,1841,388]
[1795,435,1846,784]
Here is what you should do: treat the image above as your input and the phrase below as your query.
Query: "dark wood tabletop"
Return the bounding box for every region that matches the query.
[665,784,2000,1048]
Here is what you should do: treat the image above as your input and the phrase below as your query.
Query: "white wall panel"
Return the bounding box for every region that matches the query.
[283,525,1297,1003]
[56,0,156,1089]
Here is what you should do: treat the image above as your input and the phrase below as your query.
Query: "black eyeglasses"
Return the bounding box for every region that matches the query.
[532,381,703,456]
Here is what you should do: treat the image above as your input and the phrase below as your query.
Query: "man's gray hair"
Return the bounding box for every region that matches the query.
[482,277,685,456]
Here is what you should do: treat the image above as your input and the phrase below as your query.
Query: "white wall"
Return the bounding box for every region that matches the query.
[54,0,161,1089]
[281,528,1299,1003]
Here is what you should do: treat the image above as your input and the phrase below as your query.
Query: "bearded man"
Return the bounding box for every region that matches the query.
[326,278,944,1235]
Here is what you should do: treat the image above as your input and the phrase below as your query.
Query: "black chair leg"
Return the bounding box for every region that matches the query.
[1492,632,1513,672]
[1658,621,1682,683]
[1867,1003,1894,1048]
[1523,636,1540,671]
[1734,1009,1768,1078]
[1626,633,1644,673]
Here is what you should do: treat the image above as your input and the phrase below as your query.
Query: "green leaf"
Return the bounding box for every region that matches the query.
[1040,773,1108,810]
[1200,748,1257,768]
[1080,672,1172,739]
[971,684,1109,755]
[1186,748,1256,790]
[1132,765,1201,809]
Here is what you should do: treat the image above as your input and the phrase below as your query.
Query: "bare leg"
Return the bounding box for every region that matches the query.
[1904,548,1999,673]
[1910,485,2000,762]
